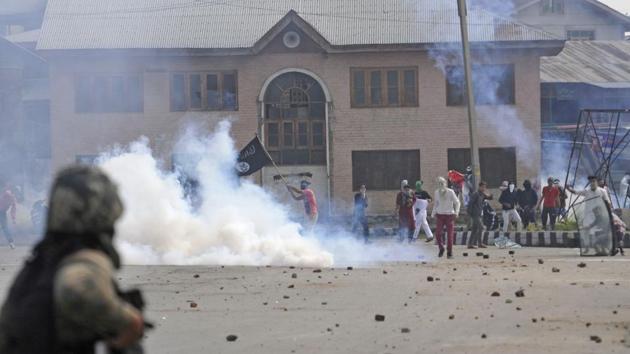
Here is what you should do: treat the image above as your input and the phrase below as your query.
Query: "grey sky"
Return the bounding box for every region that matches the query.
[599,0,630,15]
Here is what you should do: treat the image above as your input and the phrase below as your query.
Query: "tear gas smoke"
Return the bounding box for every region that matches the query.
[99,121,425,267]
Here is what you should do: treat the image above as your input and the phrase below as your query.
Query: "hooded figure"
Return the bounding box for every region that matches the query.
[518,180,538,229]
[499,180,522,233]
[431,177,460,258]
[0,166,144,354]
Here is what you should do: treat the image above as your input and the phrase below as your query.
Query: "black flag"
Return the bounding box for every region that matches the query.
[236,136,272,176]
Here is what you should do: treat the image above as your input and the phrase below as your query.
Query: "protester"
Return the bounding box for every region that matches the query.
[537,177,559,231]
[287,180,318,233]
[554,179,568,219]
[395,180,415,242]
[621,172,630,208]
[0,180,17,249]
[567,175,611,210]
[499,181,522,232]
[352,184,369,243]
[0,165,145,353]
[518,179,538,230]
[467,181,492,249]
[431,177,460,258]
[412,180,433,242]
[612,210,626,256]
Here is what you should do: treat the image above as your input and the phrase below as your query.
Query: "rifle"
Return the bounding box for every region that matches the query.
[108,288,154,354]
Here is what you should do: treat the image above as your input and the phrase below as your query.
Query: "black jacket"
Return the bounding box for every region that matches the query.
[518,188,538,208]
[499,189,519,210]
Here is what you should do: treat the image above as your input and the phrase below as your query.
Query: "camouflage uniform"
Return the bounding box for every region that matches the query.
[0,165,141,353]
[54,249,140,345]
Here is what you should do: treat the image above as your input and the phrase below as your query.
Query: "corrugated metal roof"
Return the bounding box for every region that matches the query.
[541,40,630,83]
[37,0,559,50]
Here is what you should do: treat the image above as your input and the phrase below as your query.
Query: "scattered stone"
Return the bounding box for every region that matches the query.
[578,262,587,268]
[335,324,340,327]
[226,335,238,342]
[190,302,198,308]
[449,314,455,320]
[505,299,513,304]
[463,252,469,257]
[283,295,290,299]
[401,328,410,333]
[476,252,484,257]
[288,285,294,289]
[481,334,487,339]
[375,314,385,322]
[347,266,354,270]
[586,322,592,327]
[289,266,295,269]
[509,250,515,255]
[613,310,618,315]
[383,270,388,274]
[321,302,327,305]
[263,302,268,306]
[193,274,200,278]
[590,335,602,343]
[532,318,537,323]
[491,291,501,297]
[552,267,560,273]
[427,276,434,282]
[538,259,544,264]
[326,328,332,332]
[515,289,525,298]
[516,307,522,311]
[291,273,297,279]
[313,269,322,273]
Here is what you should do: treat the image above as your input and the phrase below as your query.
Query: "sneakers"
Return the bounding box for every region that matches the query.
[425,237,434,243]
[447,253,453,259]
[438,248,445,258]
[9,243,15,249]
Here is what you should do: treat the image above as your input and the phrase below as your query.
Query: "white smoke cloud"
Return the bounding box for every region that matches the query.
[98,121,427,267]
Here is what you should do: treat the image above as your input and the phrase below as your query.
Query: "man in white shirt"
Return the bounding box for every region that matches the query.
[431,177,460,259]
[412,181,433,242]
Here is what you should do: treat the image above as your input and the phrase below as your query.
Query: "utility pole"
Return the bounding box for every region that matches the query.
[457,0,481,193]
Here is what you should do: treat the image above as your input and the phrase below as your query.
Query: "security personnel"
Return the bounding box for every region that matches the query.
[0,165,144,353]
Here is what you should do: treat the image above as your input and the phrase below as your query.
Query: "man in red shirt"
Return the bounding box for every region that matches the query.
[0,181,17,249]
[537,177,560,231]
[287,180,318,233]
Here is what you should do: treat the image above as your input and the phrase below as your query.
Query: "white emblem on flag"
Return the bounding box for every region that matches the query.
[236,161,251,173]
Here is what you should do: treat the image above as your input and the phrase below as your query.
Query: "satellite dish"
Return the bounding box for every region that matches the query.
[283,31,301,49]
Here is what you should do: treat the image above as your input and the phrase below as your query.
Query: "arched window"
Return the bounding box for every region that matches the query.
[264,72,326,165]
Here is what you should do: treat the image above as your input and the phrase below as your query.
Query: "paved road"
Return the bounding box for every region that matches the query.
[0,245,628,354]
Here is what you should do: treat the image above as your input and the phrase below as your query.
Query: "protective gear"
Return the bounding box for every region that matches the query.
[0,166,131,354]
[415,180,423,191]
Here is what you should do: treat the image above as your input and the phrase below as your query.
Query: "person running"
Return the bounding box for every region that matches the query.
[537,177,560,231]
[467,181,492,249]
[499,181,522,232]
[395,180,416,242]
[518,180,538,230]
[431,177,460,259]
[287,180,318,233]
[0,180,17,249]
[352,184,369,243]
[412,180,433,242]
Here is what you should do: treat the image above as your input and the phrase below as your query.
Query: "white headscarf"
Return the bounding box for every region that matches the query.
[400,179,409,192]
[436,176,447,195]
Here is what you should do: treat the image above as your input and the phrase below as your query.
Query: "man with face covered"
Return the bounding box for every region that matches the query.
[499,181,522,233]
[431,177,460,258]
[0,166,144,353]
[287,180,319,233]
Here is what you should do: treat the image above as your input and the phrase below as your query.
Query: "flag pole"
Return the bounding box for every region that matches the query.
[255,134,290,186]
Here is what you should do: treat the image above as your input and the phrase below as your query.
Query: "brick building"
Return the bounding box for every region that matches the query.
[37,0,564,216]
